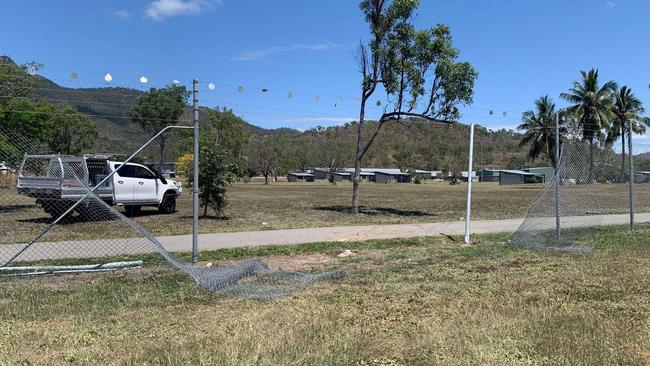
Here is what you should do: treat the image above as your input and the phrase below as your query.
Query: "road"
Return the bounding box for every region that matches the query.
[2,213,648,262]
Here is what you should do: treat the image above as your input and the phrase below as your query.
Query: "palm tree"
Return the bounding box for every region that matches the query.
[518,96,564,167]
[606,86,650,181]
[560,69,616,182]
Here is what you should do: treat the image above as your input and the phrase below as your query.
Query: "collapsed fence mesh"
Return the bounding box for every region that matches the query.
[0,126,342,300]
[509,140,650,251]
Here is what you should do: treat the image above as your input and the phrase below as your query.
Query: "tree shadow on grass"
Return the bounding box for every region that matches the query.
[17,214,120,225]
[314,205,436,217]
[0,204,34,213]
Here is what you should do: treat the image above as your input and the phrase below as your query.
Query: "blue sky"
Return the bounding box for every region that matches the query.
[1,0,650,148]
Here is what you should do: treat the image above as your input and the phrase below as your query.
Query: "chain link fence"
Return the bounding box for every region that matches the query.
[0,125,342,300]
[509,139,648,251]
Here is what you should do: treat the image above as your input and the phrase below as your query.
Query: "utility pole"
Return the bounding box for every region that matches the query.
[464,123,474,244]
[554,114,561,242]
[628,120,635,233]
[192,79,200,263]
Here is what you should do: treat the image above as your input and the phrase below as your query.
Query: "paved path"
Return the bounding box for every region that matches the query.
[2,213,648,262]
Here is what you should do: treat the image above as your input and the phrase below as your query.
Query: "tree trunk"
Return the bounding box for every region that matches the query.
[159,137,166,172]
[352,98,367,214]
[263,173,269,185]
[203,203,209,218]
[589,137,595,183]
[620,126,626,183]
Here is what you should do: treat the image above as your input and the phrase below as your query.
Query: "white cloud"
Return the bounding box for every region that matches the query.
[115,10,131,19]
[232,43,344,61]
[605,1,616,8]
[145,0,220,21]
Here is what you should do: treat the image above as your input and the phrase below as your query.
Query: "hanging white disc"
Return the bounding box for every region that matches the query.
[208,82,215,90]
[104,73,113,82]
[139,76,148,84]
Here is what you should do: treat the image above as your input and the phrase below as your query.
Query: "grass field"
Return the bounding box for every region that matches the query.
[3,181,547,243]
[4,180,650,244]
[0,225,648,365]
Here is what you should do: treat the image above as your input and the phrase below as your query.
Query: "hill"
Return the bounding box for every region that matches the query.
[2,56,528,170]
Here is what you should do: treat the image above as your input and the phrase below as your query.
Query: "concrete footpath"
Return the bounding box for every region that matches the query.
[3,213,649,261]
[158,218,525,252]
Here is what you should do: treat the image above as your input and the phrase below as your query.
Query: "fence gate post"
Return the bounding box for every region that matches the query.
[192,79,200,263]
[628,120,635,233]
[554,114,561,242]
[464,123,474,244]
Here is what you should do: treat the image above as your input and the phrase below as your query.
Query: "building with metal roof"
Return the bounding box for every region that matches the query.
[499,170,546,185]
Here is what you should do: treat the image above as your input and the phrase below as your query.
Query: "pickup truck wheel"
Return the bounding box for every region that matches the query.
[76,201,115,221]
[158,195,176,214]
[42,202,72,220]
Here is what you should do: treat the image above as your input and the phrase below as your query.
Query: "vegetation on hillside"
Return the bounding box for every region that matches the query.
[0,57,97,156]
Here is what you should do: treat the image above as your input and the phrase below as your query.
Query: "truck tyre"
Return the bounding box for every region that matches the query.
[158,194,176,214]
[124,205,141,217]
[76,201,115,221]
[42,201,71,220]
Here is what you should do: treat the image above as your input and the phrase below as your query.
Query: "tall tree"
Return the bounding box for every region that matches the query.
[352,0,477,213]
[605,86,650,180]
[518,96,564,167]
[560,69,616,182]
[249,136,278,184]
[204,107,250,158]
[128,85,189,169]
[49,106,97,155]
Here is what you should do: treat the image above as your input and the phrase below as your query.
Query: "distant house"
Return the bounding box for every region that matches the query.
[521,167,555,182]
[461,171,478,182]
[636,171,650,183]
[477,169,500,182]
[333,172,352,182]
[414,169,435,180]
[374,169,412,184]
[287,172,315,182]
[499,170,545,185]
[311,168,329,180]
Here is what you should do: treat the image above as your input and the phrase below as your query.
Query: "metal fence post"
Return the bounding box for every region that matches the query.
[555,114,561,242]
[192,79,200,263]
[628,120,635,233]
[464,123,474,244]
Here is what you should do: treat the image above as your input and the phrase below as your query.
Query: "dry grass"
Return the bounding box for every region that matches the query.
[1,181,546,243]
[0,227,648,365]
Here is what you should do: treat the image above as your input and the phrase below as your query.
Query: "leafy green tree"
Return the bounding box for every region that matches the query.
[351,0,477,213]
[128,85,189,169]
[49,106,97,155]
[204,107,250,158]
[0,58,52,149]
[561,69,616,182]
[0,56,41,101]
[189,142,242,218]
[517,96,564,167]
[605,86,650,180]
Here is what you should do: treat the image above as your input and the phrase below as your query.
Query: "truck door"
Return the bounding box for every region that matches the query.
[113,164,136,203]
[134,166,159,203]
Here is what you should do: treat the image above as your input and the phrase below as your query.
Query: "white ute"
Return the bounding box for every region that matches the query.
[109,161,182,215]
[16,154,182,218]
